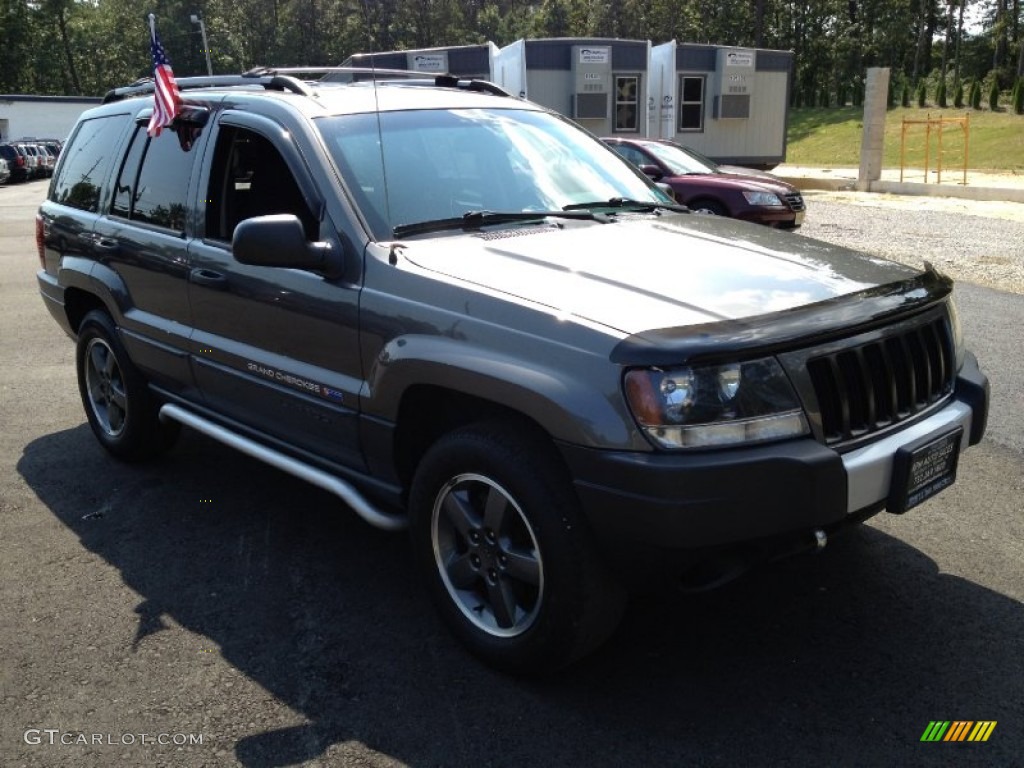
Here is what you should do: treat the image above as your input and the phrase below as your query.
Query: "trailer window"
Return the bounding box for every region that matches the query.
[678,76,705,132]
[614,75,640,133]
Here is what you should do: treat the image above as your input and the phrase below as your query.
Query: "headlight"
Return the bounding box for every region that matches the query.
[624,357,809,449]
[742,190,783,207]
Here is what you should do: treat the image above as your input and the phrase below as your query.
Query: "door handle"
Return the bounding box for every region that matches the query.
[92,237,120,254]
[189,268,228,289]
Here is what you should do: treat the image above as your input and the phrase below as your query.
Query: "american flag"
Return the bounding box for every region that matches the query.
[147,15,181,137]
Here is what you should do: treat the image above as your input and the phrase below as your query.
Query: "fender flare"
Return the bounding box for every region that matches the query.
[364,335,637,449]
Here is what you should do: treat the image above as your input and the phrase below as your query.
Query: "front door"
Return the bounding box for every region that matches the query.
[186,118,364,470]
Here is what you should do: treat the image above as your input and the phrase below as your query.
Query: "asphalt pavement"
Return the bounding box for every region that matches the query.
[2,180,1021,767]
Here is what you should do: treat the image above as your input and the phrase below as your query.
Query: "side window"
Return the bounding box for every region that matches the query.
[110,125,194,232]
[111,129,147,220]
[50,115,130,212]
[205,126,317,242]
[612,144,647,168]
[614,75,640,133]
[678,75,706,133]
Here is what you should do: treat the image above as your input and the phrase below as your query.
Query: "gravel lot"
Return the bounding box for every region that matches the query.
[799,191,1024,294]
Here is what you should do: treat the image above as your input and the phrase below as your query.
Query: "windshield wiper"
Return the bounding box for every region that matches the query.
[392,209,605,239]
[562,197,689,214]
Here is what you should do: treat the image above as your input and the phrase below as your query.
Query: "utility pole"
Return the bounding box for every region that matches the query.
[190,12,213,76]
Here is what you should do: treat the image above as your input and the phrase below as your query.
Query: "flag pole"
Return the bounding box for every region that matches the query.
[145,13,182,137]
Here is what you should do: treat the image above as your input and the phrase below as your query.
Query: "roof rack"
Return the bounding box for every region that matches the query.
[258,66,513,96]
[100,67,514,105]
[431,74,512,97]
[102,73,315,104]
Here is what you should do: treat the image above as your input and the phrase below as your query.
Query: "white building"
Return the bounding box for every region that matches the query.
[0,95,101,143]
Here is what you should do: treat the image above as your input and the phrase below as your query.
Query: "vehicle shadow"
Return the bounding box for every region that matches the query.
[18,426,1022,767]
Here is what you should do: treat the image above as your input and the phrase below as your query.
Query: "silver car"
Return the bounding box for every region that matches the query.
[35,144,57,177]
[16,143,41,179]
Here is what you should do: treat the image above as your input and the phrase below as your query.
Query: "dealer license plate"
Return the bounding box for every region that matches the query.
[888,428,963,514]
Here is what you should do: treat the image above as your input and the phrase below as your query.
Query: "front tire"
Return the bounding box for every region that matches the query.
[76,310,179,461]
[409,421,625,674]
[691,199,727,216]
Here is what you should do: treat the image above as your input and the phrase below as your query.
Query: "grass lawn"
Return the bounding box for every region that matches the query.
[787,106,1024,173]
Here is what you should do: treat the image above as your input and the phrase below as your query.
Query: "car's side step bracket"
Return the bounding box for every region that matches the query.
[158,403,408,531]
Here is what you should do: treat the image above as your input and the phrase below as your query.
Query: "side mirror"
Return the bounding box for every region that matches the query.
[639,164,664,181]
[232,214,332,271]
[656,182,676,201]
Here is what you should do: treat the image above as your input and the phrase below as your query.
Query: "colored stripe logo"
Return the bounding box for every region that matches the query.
[921,721,997,742]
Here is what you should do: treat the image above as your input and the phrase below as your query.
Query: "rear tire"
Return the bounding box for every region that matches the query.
[409,421,626,674]
[76,310,179,461]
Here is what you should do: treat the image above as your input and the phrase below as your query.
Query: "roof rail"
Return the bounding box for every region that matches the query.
[248,66,422,79]
[100,67,514,105]
[432,74,513,97]
[101,73,315,104]
[247,66,513,96]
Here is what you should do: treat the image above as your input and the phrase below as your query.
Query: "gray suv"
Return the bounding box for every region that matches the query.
[37,70,989,673]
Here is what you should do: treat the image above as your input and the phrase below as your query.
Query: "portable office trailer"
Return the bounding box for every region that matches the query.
[494,38,651,138]
[649,41,794,168]
[342,37,793,167]
[343,38,651,138]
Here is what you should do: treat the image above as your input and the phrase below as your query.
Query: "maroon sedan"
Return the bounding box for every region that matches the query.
[602,137,805,228]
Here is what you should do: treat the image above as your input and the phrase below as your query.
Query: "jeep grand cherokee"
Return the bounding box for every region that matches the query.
[36,69,989,673]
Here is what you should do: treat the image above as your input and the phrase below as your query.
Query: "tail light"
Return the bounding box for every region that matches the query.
[35,214,45,268]
[16,155,25,167]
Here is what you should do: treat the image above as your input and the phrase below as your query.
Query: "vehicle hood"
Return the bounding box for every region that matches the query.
[717,165,789,184]
[674,172,797,195]
[397,213,920,337]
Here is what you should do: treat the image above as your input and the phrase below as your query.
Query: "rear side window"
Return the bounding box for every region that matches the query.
[51,115,130,212]
[111,125,197,233]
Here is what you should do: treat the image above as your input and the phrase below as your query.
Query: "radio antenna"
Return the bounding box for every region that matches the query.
[360,1,392,236]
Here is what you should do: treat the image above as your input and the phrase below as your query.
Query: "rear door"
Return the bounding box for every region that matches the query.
[186,114,365,470]
[41,112,133,298]
[90,111,210,397]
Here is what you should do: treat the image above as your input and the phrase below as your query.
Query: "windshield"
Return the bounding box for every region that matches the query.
[643,142,718,176]
[318,108,662,239]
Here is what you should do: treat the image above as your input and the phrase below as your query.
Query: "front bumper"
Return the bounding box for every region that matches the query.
[559,356,988,554]
[737,207,804,228]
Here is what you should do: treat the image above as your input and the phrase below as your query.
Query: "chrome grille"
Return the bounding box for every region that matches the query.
[783,193,805,212]
[806,317,954,445]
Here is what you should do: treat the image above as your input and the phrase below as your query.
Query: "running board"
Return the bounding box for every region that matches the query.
[159,403,407,531]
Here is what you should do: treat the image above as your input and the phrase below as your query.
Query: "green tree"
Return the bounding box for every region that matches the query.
[989,76,1001,108]
[0,0,34,94]
[970,78,983,108]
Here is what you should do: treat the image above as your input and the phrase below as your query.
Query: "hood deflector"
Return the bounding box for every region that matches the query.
[610,267,954,367]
